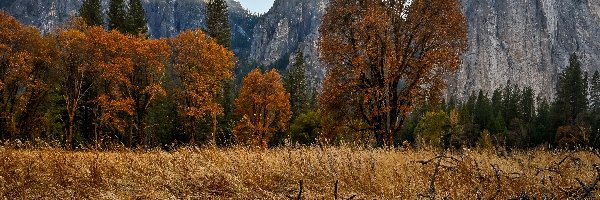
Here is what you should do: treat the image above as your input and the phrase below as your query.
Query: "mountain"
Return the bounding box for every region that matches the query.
[0,0,257,59]
[2,0,600,100]
[449,0,600,100]
[247,0,327,91]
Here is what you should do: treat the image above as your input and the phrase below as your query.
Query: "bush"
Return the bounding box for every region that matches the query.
[289,110,321,145]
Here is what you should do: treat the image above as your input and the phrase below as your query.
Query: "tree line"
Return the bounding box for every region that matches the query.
[400,54,600,149]
[4,0,595,150]
[0,0,320,149]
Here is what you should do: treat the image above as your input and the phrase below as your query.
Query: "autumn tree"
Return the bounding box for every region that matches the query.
[80,0,103,26]
[90,29,169,148]
[0,12,53,140]
[234,68,291,148]
[318,0,468,147]
[52,22,102,149]
[206,0,231,48]
[170,30,235,145]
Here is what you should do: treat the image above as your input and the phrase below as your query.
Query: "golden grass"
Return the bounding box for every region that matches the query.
[1,146,600,199]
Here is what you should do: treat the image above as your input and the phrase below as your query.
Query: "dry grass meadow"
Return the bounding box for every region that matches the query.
[1,145,600,199]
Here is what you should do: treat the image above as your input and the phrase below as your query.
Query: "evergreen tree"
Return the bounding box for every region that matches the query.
[108,0,127,32]
[127,0,147,35]
[474,90,492,131]
[521,87,535,122]
[590,71,600,147]
[284,50,309,117]
[533,100,552,146]
[206,0,231,48]
[502,83,521,124]
[80,0,103,26]
[555,53,588,125]
[590,71,600,113]
[491,88,503,114]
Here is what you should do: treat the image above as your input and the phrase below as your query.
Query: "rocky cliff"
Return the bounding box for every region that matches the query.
[247,0,327,91]
[3,0,600,100]
[244,0,600,99]
[448,0,600,100]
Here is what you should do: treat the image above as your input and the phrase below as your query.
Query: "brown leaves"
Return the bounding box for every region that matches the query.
[170,29,235,143]
[0,12,53,139]
[318,0,468,146]
[234,68,291,148]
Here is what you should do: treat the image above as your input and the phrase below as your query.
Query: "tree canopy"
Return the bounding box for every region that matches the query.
[318,0,468,147]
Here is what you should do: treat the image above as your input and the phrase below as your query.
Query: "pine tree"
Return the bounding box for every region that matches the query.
[206,0,231,48]
[474,90,492,131]
[108,0,127,32]
[80,0,103,26]
[521,87,535,122]
[127,0,147,36]
[533,100,552,145]
[590,71,600,113]
[555,53,588,125]
[590,71,600,147]
[284,50,309,117]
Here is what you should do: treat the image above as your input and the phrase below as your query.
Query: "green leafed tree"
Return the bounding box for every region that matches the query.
[284,50,310,117]
[206,0,231,48]
[108,0,127,32]
[127,0,147,36]
[80,0,103,26]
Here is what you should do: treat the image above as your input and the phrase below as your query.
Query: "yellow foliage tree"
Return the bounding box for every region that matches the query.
[234,68,291,148]
[170,29,235,145]
[319,0,468,147]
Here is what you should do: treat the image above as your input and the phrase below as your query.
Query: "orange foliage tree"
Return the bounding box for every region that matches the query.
[318,0,468,147]
[91,28,169,148]
[52,22,103,149]
[0,12,53,140]
[170,30,235,145]
[234,68,291,148]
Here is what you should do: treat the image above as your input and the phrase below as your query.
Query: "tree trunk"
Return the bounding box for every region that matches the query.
[128,122,132,148]
[189,116,196,145]
[138,114,146,149]
[67,113,75,150]
[212,112,217,146]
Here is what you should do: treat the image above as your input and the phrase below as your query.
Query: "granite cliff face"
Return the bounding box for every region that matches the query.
[448,0,600,100]
[2,0,600,99]
[247,0,600,99]
[247,0,327,91]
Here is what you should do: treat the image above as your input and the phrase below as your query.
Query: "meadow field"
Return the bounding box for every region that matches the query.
[1,145,600,199]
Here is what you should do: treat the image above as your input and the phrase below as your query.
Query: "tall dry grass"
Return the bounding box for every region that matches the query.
[1,145,600,199]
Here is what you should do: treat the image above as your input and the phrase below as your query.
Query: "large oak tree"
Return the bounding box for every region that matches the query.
[319,0,468,147]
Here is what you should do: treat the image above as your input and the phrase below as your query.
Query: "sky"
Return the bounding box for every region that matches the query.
[236,0,275,14]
